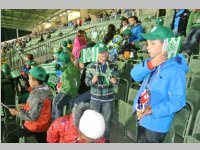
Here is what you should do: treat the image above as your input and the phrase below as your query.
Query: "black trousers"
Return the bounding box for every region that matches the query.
[5,124,47,143]
[137,126,167,143]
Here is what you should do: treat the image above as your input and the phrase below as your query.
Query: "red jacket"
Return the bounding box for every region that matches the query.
[19,84,53,133]
[23,98,52,132]
[47,115,106,143]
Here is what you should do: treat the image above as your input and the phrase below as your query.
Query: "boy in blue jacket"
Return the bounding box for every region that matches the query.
[131,24,188,143]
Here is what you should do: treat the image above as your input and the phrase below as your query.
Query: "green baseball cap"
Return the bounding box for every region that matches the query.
[95,42,108,53]
[123,29,132,36]
[58,52,71,63]
[155,18,164,26]
[29,66,46,81]
[140,25,175,41]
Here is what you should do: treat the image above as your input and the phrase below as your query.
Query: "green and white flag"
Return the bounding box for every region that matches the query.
[162,37,182,59]
[79,47,99,63]
[47,74,59,87]
[40,63,56,74]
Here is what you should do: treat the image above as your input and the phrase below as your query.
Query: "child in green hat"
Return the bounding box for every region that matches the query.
[51,52,81,121]
[8,66,53,143]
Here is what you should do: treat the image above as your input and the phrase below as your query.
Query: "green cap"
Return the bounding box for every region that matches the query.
[140,25,175,41]
[66,39,72,44]
[58,52,71,63]
[95,42,108,53]
[29,66,46,81]
[119,16,125,20]
[155,18,164,26]
[26,60,37,66]
[61,40,67,47]
[123,29,132,36]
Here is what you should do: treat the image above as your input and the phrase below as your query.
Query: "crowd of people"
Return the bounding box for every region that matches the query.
[1,9,200,143]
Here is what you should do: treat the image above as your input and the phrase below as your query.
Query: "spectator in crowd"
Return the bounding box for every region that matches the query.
[186,9,200,36]
[128,16,145,45]
[51,52,80,121]
[72,30,87,63]
[38,34,44,43]
[120,18,131,34]
[85,15,92,22]
[46,32,51,39]
[85,42,119,142]
[131,23,188,143]
[170,9,190,36]
[103,24,116,45]
[47,102,106,143]
[7,66,53,143]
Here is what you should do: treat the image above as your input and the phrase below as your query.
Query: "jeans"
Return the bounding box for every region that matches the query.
[5,124,46,143]
[74,90,91,104]
[90,100,113,142]
[51,92,72,121]
[137,126,167,143]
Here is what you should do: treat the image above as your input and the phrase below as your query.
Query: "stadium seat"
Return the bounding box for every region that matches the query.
[172,101,194,143]
[189,55,200,74]
[185,110,200,143]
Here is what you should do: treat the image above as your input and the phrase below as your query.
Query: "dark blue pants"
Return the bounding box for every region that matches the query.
[90,100,113,142]
[137,126,167,143]
[51,93,72,121]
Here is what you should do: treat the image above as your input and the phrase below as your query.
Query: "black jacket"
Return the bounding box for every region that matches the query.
[171,9,190,36]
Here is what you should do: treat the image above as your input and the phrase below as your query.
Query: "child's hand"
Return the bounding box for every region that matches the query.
[150,52,167,67]
[92,76,98,84]
[9,109,19,116]
[110,78,117,85]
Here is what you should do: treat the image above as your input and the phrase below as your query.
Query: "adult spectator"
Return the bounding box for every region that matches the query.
[170,9,190,36]
[128,16,145,45]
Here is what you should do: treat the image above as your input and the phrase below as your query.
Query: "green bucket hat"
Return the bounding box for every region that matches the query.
[58,52,71,63]
[123,29,132,36]
[95,42,108,53]
[29,66,46,81]
[140,25,175,41]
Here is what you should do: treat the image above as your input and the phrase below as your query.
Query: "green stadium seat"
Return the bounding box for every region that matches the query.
[120,63,134,84]
[189,55,200,74]
[187,74,200,91]
[185,110,200,143]
[172,101,194,143]
[186,88,200,131]
[163,127,175,143]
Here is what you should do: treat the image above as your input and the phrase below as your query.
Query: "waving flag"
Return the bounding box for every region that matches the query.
[79,47,99,63]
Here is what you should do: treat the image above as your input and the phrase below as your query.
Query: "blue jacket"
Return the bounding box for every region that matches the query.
[129,24,144,43]
[130,54,188,133]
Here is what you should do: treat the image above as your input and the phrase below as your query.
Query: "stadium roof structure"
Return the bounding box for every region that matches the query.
[1,9,69,31]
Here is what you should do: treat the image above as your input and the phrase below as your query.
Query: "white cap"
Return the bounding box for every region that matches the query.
[79,110,105,139]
